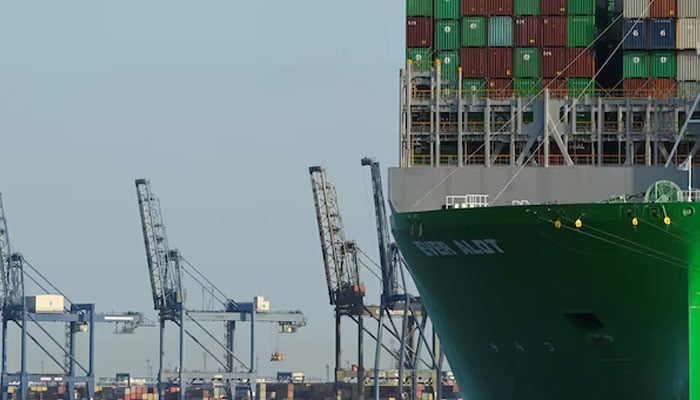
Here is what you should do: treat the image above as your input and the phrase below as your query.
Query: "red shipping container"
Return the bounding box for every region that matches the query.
[650,0,676,17]
[514,17,541,47]
[461,48,488,78]
[541,0,567,15]
[649,78,677,98]
[623,79,651,98]
[407,17,433,48]
[486,0,513,15]
[566,48,595,78]
[542,79,567,98]
[542,16,567,47]
[541,47,566,77]
[462,0,487,15]
[487,79,514,98]
[487,47,513,78]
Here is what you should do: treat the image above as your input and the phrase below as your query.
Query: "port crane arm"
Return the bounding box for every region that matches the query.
[0,195,22,313]
[361,158,398,303]
[309,166,360,305]
[135,179,183,315]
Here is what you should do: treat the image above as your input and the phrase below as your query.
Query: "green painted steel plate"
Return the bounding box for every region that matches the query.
[624,51,651,78]
[567,16,596,47]
[567,78,595,97]
[407,48,433,71]
[407,0,433,16]
[514,48,541,78]
[436,20,460,50]
[568,0,595,15]
[514,78,542,97]
[437,50,460,82]
[514,0,541,15]
[462,79,487,97]
[435,0,460,19]
[651,51,677,78]
[462,16,487,47]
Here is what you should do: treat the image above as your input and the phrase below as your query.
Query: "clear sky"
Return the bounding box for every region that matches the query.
[0,1,415,380]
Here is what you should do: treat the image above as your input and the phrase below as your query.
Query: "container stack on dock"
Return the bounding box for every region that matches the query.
[406,0,700,98]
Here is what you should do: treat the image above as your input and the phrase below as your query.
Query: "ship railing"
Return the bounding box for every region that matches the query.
[681,189,700,202]
[445,194,489,209]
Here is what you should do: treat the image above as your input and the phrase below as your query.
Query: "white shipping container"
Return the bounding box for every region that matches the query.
[678,81,700,98]
[254,296,270,312]
[678,51,700,81]
[26,294,64,313]
[678,0,700,18]
[677,18,700,49]
[624,0,650,18]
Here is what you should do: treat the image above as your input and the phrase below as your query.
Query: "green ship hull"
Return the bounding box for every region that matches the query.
[392,201,700,400]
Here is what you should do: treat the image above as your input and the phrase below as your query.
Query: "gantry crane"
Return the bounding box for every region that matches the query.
[361,158,444,400]
[0,194,153,400]
[135,179,307,400]
[309,166,366,400]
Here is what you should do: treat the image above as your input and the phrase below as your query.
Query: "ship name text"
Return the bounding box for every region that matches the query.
[413,239,504,257]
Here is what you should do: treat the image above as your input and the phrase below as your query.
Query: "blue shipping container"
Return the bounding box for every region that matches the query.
[623,19,647,49]
[488,16,514,47]
[649,18,676,49]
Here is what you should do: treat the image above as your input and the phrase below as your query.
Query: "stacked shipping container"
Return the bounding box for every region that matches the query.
[407,0,700,98]
[406,0,597,98]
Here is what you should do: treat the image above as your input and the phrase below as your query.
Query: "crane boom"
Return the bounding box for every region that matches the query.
[309,166,360,306]
[0,195,21,310]
[135,179,181,314]
[361,158,398,303]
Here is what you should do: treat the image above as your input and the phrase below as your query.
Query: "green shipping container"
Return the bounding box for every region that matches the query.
[514,0,541,15]
[567,78,595,97]
[436,20,460,50]
[514,48,541,78]
[514,78,542,97]
[624,51,650,78]
[462,79,487,97]
[407,48,433,71]
[568,0,595,15]
[435,0,460,19]
[488,16,514,47]
[437,50,460,82]
[651,51,677,78]
[462,17,487,47]
[440,85,460,99]
[407,0,433,16]
[567,16,595,47]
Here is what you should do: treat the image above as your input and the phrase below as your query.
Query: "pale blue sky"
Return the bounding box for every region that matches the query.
[0,1,409,379]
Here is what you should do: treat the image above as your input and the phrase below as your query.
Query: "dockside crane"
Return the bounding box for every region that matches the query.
[135,178,186,400]
[135,179,307,400]
[361,158,444,400]
[309,166,366,400]
[0,194,153,400]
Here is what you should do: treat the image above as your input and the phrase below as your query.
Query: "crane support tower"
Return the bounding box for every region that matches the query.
[309,166,367,400]
[0,194,153,400]
[135,179,307,400]
[361,158,444,400]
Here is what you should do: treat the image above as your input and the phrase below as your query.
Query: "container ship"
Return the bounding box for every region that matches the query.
[390,0,700,399]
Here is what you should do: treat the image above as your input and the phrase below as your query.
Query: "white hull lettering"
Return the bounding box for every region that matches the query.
[414,239,504,256]
[453,240,482,255]
[453,239,505,255]
[413,241,458,256]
